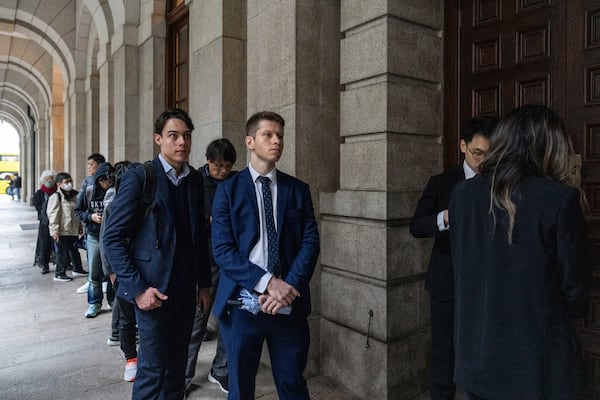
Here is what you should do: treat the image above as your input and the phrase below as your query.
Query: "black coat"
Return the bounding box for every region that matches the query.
[410,166,465,301]
[449,173,587,399]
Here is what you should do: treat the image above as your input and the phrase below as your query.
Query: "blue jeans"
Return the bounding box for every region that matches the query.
[86,234,104,306]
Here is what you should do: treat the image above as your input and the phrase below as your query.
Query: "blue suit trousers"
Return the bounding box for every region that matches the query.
[222,307,310,400]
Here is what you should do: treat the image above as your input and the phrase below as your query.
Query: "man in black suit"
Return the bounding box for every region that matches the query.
[410,116,497,400]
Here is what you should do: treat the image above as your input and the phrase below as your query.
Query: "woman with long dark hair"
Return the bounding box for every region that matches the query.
[449,105,588,399]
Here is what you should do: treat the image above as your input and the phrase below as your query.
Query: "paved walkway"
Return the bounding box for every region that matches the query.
[0,195,360,400]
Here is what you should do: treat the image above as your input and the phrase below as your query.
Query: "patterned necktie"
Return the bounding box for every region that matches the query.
[259,176,280,277]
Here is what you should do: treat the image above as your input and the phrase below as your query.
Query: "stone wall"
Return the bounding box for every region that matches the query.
[319,1,445,397]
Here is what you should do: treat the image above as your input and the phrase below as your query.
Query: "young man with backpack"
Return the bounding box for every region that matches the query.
[99,161,141,382]
[103,109,211,399]
[75,162,114,318]
[75,153,106,295]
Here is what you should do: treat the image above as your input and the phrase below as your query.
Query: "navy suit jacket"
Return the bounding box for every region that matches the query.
[103,157,211,302]
[409,166,465,301]
[211,167,320,319]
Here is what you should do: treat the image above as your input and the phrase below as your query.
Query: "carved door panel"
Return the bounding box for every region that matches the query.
[566,1,600,396]
[446,0,600,395]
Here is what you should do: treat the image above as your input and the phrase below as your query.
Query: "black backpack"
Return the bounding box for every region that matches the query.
[112,161,156,223]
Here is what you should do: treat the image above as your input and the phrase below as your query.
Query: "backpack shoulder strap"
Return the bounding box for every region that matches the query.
[86,185,93,205]
[140,161,156,219]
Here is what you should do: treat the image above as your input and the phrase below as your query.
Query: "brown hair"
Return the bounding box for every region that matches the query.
[245,111,285,137]
[480,105,587,242]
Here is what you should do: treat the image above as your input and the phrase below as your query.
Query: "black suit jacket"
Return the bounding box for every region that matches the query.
[449,173,587,399]
[410,166,465,301]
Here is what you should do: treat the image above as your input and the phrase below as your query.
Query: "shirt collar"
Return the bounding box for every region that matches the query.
[463,159,477,180]
[249,164,277,185]
[158,153,190,184]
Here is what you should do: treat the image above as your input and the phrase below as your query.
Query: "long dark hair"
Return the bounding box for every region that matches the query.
[480,105,584,242]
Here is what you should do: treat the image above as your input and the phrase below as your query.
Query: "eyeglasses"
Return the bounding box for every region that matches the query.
[209,161,234,171]
[466,145,486,159]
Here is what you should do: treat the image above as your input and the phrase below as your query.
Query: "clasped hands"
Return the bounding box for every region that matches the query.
[258,277,299,315]
[135,286,211,312]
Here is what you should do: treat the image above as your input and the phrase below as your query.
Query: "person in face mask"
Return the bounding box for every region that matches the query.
[32,170,57,274]
[46,172,84,282]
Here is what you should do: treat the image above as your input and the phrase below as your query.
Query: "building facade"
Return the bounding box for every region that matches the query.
[1,1,598,399]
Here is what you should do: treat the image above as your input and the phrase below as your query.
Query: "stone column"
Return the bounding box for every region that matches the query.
[67,80,88,185]
[21,129,30,201]
[319,1,444,398]
[112,25,140,163]
[85,73,99,156]
[51,65,65,172]
[246,0,340,376]
[188,0,246,167]
[36,118,49,171]
[137,7,165,163]
[98,57,114,161]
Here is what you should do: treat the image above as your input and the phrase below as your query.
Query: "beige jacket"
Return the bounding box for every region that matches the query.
[47,190,81,236]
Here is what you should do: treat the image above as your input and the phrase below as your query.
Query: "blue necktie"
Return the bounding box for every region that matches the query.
[259,176,280,277]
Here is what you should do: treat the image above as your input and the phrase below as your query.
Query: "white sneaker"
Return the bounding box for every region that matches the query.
[124,358,137,382]
[106,337,120,346]
[76,281,89,294]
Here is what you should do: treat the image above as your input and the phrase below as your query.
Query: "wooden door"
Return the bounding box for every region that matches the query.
[445,0,564,166]
[566,1,600,396]
[445,0,600,396]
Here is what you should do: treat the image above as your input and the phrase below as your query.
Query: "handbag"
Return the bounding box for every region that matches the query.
[74,234,87,250]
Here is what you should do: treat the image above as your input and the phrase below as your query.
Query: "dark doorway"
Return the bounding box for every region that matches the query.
[445,0,600,396]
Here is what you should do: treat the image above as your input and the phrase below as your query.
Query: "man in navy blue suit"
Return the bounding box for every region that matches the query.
[103,108,211,400]
[211,111,320,400]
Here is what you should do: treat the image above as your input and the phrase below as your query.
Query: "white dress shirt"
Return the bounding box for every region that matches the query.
[436,160,477,231]
[248,165,277,293]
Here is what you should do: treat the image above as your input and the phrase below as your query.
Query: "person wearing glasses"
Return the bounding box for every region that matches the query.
[185,138,237,394]
[47,172,85,282]
[410,116,497,400]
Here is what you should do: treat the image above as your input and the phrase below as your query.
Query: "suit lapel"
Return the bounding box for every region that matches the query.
[241,168,260,224]
[453,165,466,185]
[152,158,174,224]
[187,166,199,241]
[276,170,288,239]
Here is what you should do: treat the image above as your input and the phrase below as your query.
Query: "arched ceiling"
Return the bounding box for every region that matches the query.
[0,0,122,141]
